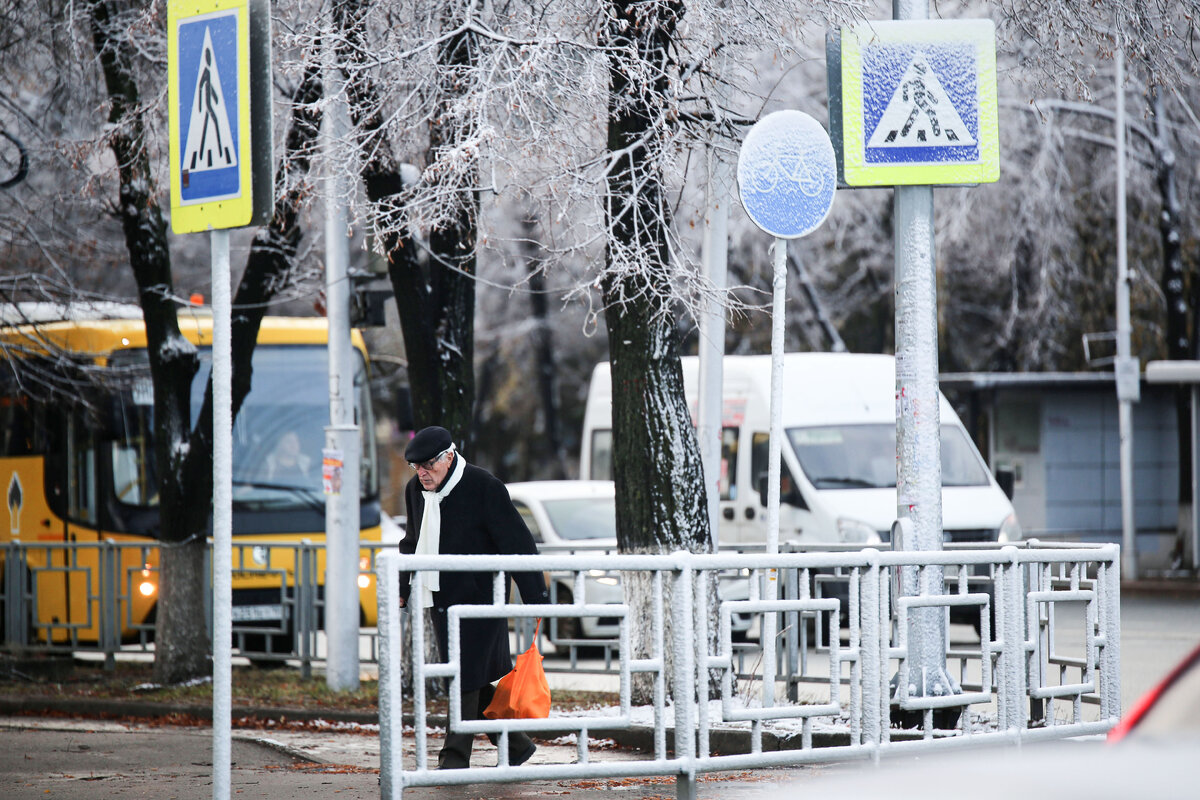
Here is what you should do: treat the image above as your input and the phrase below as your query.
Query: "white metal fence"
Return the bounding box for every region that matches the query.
[376,543,1120,800]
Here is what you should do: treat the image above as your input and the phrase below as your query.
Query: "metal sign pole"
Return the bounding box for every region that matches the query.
[1114,47,1138,580]
[322,30,361,691]
[211,227,233,800]
[698,137,731,550]
[890,0,958,717]
[736,109,837,712]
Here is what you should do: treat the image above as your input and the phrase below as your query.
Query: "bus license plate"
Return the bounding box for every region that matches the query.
[231,604,284,622]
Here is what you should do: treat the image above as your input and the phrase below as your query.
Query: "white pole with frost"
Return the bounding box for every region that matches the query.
[211,228,232,800]
[323,29,361,692]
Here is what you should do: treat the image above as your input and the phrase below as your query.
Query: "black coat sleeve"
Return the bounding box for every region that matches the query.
[483,477,550,606]
[397,478,422,604]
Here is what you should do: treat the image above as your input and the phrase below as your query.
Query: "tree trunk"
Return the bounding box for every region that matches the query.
[88,0,209,683]
[91,0,321,683]
[154,538,210,682]
[601,0,711,704]
[336,0,477,449]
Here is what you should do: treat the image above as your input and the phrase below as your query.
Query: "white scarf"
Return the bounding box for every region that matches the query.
[413,453,466,608]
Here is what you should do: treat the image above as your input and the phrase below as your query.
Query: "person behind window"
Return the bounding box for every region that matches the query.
[265,430,310,484]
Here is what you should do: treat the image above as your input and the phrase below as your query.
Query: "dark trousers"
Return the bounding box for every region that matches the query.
[439,682,533,768]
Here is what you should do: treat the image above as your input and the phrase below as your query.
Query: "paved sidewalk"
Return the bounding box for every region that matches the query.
[1,715,824,800]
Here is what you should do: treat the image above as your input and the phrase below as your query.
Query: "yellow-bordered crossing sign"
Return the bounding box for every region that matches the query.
[168,0,271,233]
[840,19,999,187]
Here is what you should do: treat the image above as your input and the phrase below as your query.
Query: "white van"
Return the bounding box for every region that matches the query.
[580,352,1021,547]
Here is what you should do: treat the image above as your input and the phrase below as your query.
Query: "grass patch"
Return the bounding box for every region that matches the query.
[0,654,617,714]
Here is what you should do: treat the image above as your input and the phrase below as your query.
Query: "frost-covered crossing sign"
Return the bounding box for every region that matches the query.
[840,19,999,186]
[168,0,272,234]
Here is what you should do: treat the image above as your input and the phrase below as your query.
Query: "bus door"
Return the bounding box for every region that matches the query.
[55,409,102,643]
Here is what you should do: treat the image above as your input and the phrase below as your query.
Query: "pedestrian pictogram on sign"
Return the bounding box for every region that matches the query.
[183,26,239,180]
[866,51,976,149]
[175,9,242,207]
[838,19,999,187]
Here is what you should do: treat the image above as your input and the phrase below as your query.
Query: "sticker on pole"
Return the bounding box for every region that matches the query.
[323,449,344,496]
[737,110,837,239]
[840,19,999,186]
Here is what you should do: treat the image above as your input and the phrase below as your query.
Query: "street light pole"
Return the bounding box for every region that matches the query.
[1115,47,1139,580]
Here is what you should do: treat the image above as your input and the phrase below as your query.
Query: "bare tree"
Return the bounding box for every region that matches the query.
[0,0,327,683]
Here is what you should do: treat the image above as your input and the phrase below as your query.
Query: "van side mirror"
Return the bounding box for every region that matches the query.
[995,468,1015,500]
[756,472,808,510]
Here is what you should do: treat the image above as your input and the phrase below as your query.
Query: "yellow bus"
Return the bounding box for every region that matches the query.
[1,307,386,656]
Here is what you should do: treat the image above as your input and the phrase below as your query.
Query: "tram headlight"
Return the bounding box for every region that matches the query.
[138,566,156,597]
[358,556,372,589]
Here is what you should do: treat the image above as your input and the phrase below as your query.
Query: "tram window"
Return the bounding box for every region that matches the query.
[111,393,157,507]
[0,393,42,456]
[67,412,98,523]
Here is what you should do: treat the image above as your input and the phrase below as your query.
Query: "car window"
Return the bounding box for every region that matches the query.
[512,501,543,543]
[541,497,616,540]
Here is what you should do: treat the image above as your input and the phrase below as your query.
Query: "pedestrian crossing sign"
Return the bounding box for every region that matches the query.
[168,0,253,233]
[840,19,999,187]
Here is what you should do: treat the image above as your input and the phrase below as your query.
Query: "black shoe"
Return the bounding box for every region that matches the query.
[509,742,536,766]
[437,754,470,770]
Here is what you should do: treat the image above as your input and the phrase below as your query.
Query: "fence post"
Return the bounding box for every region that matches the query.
[860,549,882,751]
[299,543,315,679]
[377,550,403,800]
[672,554,696,800]
[693,562,710,759]
[100,541,118,670]
[997,546,1025,734]
[3,542,27,647]
[1099,546,1122,725]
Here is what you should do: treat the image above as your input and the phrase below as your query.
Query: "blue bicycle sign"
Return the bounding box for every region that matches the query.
[737,110,837,239]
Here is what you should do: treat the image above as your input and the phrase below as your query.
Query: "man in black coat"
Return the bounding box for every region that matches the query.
[397,426,549,769]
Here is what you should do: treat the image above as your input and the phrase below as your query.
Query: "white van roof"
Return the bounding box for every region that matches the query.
[589,352,957,428]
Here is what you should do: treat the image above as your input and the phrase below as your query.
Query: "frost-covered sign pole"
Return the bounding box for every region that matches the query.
[736,110,837,708]
[837,4,999,724]
[167,2,272,797]
[322,23,361,693]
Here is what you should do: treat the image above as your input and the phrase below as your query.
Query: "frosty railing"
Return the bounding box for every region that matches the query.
[376,544,1120,800]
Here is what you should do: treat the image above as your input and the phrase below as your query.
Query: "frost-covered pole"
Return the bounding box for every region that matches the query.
[762,237,787,708]
[736,109,837,712]
[1114,47,1138,579]
[698,135,731,548]
[377,550,403,800]
[323,21,361,692]
[892,0,956,705]
[211,228,233,800]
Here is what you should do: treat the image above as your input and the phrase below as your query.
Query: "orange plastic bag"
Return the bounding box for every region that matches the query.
[483,619,551,719]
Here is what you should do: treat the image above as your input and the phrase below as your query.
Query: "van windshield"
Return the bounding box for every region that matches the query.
[788,424,991,489]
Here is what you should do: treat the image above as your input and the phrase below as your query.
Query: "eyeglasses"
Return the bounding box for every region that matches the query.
[409,449,451,472]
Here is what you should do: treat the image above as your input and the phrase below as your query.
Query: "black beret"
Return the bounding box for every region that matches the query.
[405,426,453,462]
